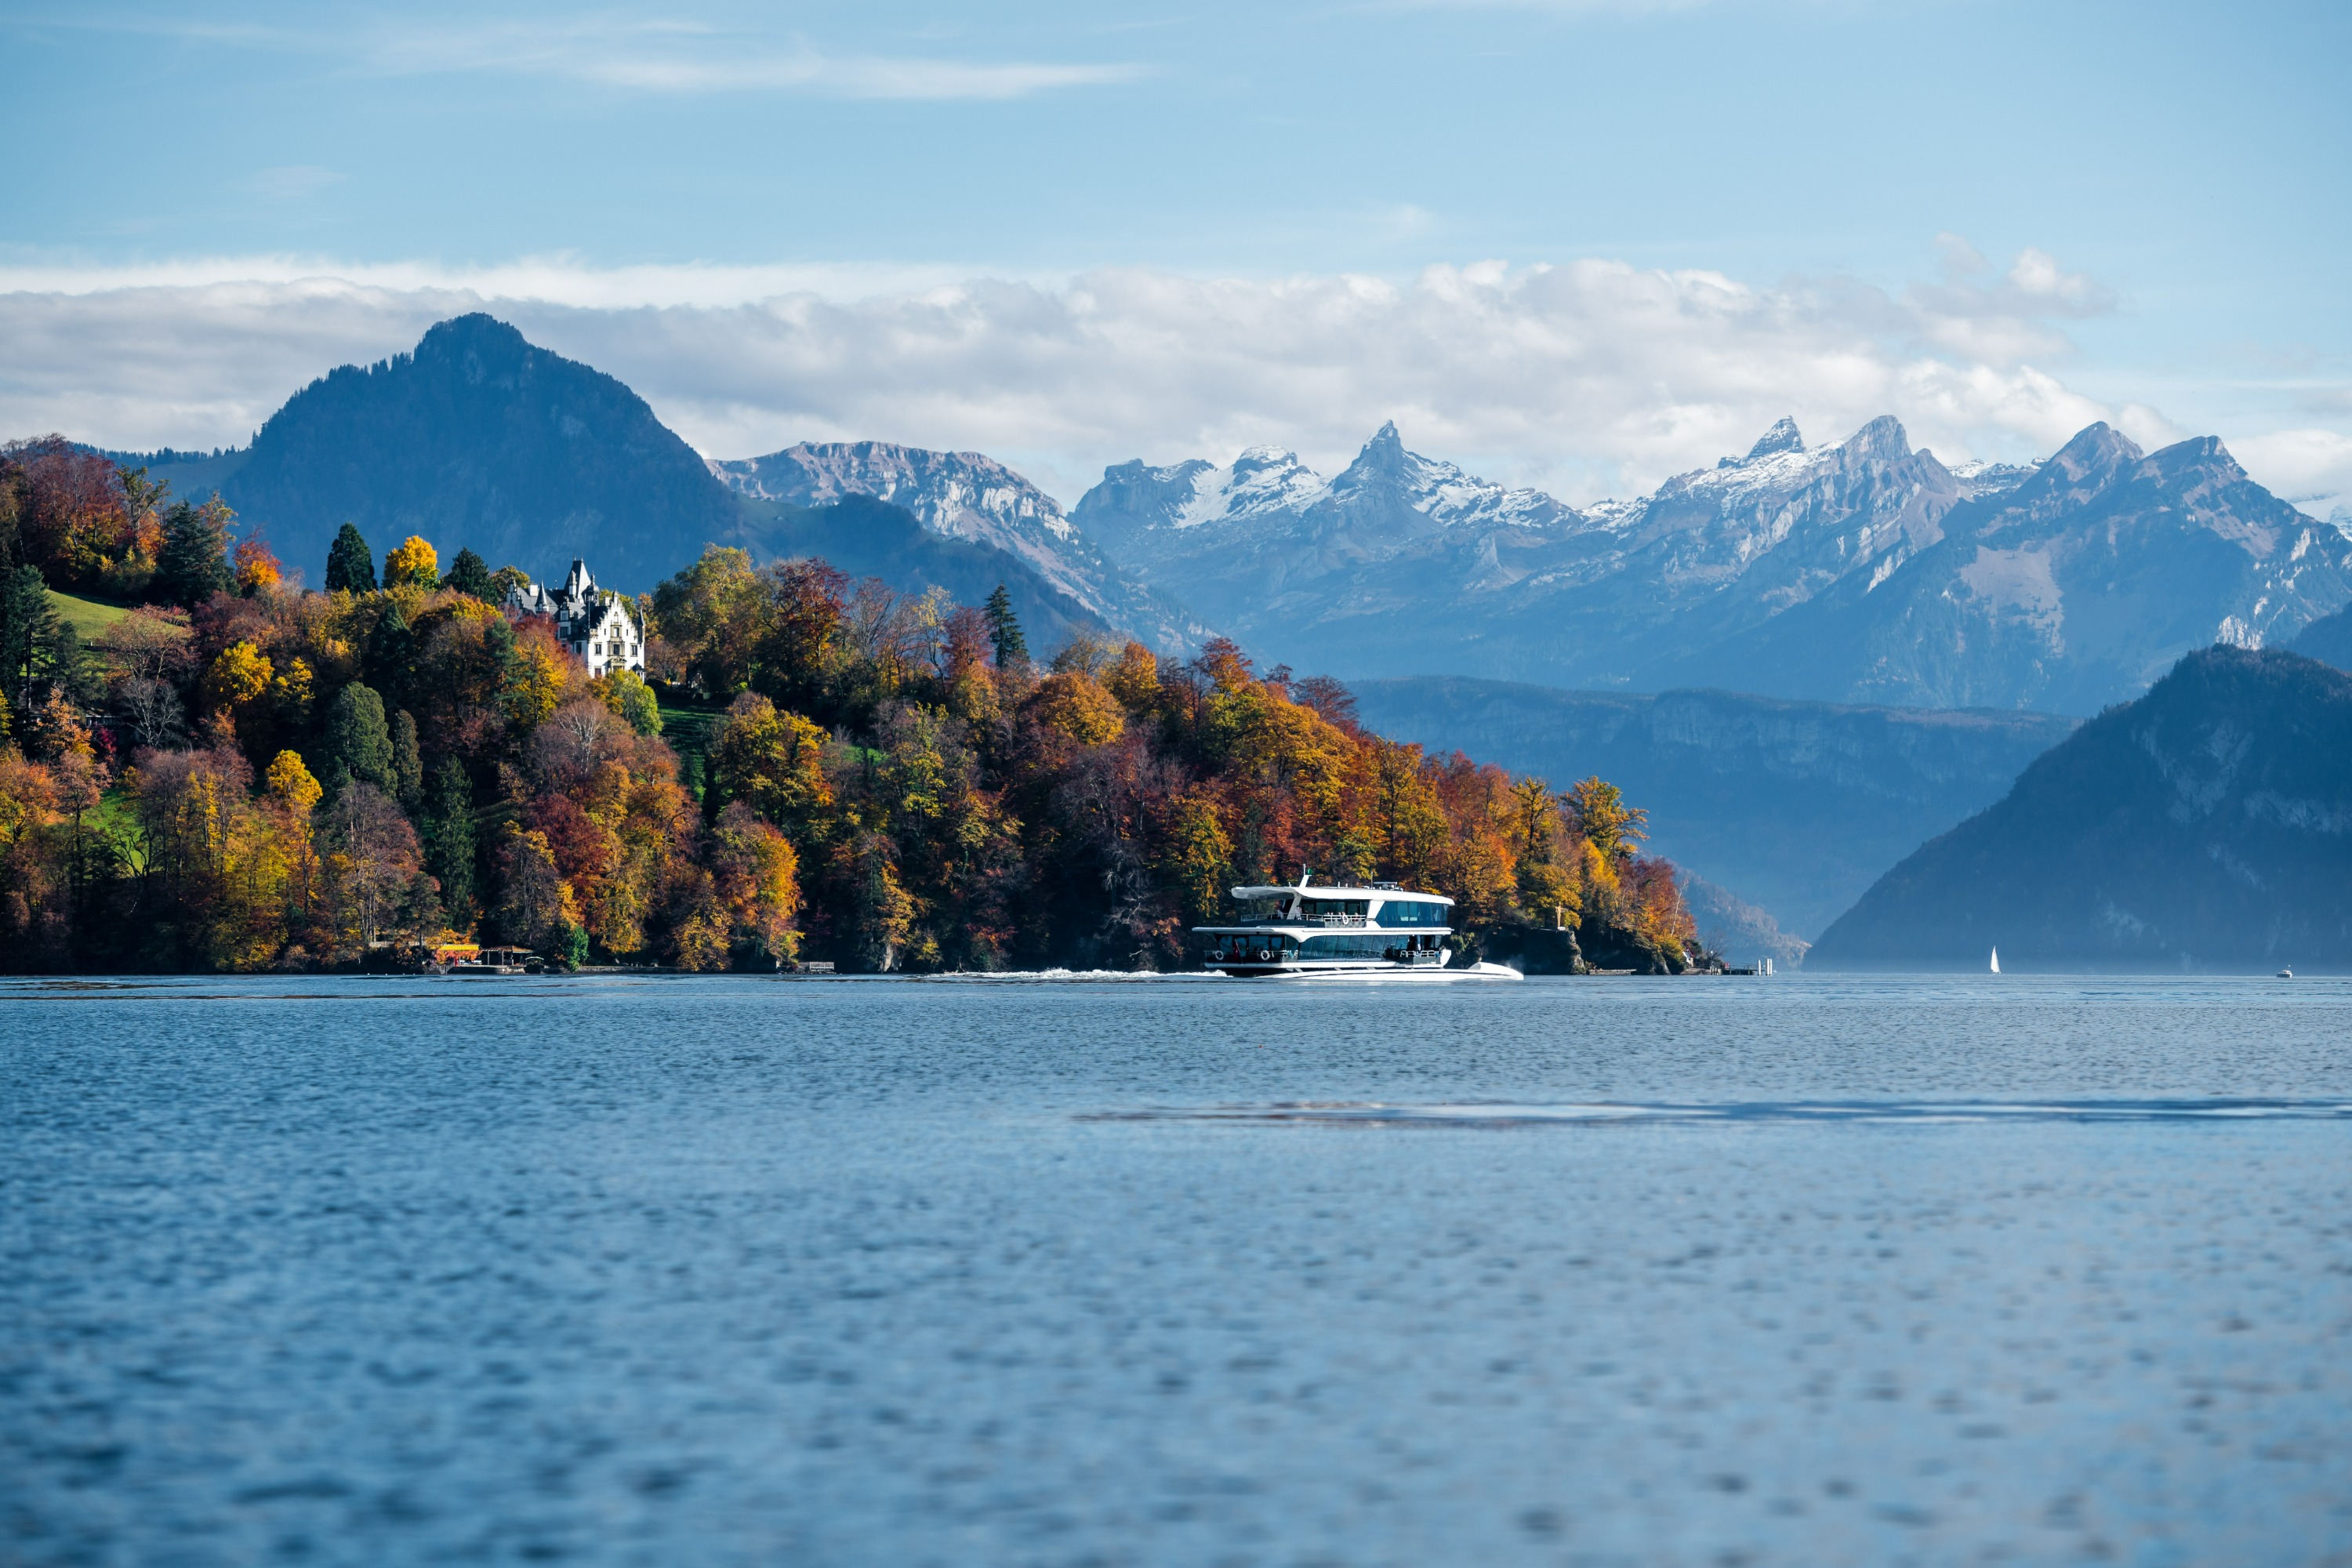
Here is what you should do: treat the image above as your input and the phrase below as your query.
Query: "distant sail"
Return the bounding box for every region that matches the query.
[1990,946,2000,975]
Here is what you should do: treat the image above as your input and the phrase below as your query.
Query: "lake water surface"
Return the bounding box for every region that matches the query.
[5,973,2350,1566]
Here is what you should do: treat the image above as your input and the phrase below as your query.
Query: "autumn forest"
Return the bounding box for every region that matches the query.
[0,437,1702,974]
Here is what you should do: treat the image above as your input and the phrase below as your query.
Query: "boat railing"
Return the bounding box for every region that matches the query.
[1314,914,1367,927]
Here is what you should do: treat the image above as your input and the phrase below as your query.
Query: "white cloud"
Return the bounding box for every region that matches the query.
[2227,428,2352,521]
[91,14,1142,102]
[1,248,2339,512]
[368,20,1145,99]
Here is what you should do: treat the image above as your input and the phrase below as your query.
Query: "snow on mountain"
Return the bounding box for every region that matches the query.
[1178,446,1331,528]
[711,441,1208,652]
[1073,414,2352,713]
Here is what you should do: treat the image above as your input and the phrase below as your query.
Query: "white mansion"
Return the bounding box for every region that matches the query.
[503,559,645,677]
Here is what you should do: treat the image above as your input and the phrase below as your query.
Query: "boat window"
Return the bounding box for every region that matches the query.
[1210,932,1297,960]
[1299,934,1416,960]
[1377,899,1446,927]
[1302,898,1369,918]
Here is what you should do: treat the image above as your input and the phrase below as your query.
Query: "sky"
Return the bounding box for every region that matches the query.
[4,0,2349,512]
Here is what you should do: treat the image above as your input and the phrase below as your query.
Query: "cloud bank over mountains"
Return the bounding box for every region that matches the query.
[5,248,2347,515]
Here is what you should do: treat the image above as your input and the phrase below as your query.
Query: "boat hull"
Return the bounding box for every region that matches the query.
[1210,960,1522,981]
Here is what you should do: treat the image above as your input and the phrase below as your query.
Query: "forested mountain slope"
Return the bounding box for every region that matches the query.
[1809,647,2352,971]
[1351,676,2077,939]
[204,314,749,589]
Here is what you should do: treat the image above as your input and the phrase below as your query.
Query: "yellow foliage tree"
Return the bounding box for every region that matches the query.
[709,694,836,842]
[269,656,314,728]
[503,625,573,729]
[383,535,440,590]
[266,750,323,816]
[1025,671,1124,746]
[201,640,274,713]
[234,535,283,596]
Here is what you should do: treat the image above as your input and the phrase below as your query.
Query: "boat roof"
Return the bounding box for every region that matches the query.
[1229,883,1452,905]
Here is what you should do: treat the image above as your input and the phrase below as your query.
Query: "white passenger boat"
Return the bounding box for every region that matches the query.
[1196,874,1522,980]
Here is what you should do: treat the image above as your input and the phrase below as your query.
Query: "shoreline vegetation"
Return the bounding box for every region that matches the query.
[0,437,1707,976]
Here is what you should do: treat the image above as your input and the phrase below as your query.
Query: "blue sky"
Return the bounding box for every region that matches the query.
[5,0,2349,508]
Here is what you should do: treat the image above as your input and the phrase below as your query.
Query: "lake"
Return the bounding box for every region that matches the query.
[5,973,2350,1565]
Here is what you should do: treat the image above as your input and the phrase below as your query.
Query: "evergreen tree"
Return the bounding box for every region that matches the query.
[442,547,494,600]
[982,583,1028,669]
[325,523,376,593]
[321,682,394,794]
[0,564,56,710]
[156,499,234,607]
[365,601,416,710]
[423,759,476,930]
[390,710,423,811]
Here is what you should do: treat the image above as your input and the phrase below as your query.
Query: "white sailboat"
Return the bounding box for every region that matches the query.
[1989,946,2000,975]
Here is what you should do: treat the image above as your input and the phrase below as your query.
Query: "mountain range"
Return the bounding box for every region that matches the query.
[104,314,2350,722]
[709,441,1206,651]
[1348,677,2078,941]
[1071,417,2352,713]
[1810,647,2352,971]
[112,316,1124,649]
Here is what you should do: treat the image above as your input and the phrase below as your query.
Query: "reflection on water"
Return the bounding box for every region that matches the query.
[4,973,2350,1566]
[1105,1097,2352,1124]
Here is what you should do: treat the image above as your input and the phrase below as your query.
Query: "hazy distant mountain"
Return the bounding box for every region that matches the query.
[711,441,1209,653]
[2289,599,2352,672]
[1349,676,2078,939]
[1678,871,1813,971]
[108,315,1110,645]
[1809,647,2352,971]
[1076,417,2352,713]
[1699,424,2352,712]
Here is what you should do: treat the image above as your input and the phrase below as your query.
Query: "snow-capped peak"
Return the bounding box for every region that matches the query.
[1173,447,1329,528]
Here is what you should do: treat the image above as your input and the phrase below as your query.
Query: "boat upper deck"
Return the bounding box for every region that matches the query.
[1196,877,1453,932]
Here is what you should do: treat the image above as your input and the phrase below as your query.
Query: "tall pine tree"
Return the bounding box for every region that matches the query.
[156,499,234,608]
[325,523,376,593]
[390,710,423,810]
[0,564,57,711]
[441,547,494,600]
[365,601,416,711]
[982,583,1028,670]
[321,682,394,794]
[423,759,477,930]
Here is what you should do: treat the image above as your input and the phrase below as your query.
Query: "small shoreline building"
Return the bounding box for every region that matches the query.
[503,558,645,677]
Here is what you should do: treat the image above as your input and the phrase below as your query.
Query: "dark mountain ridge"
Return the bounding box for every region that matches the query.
[1349,675,2078,939]
[1809,646,2352,971]
[100,316,1105,643]
[219,314,741,590]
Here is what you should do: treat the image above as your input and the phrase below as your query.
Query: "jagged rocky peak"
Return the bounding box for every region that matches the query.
[1345,420,1412,481]
[712,439,1073,540]
[1745,416,1806,460]
[2043,421,2143,484]
[1947,457,2041,501]
[2142,434,2249,492]
[1842,415,1913,466]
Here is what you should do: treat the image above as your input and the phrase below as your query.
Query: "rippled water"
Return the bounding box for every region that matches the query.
[5,973,2350,1566]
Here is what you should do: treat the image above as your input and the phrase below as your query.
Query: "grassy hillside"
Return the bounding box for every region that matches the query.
[46,589,133,641]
